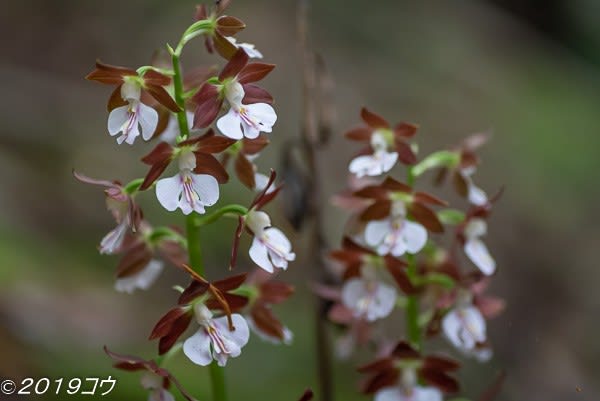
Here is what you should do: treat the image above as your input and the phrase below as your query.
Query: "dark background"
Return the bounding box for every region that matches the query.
[1,0,599,400]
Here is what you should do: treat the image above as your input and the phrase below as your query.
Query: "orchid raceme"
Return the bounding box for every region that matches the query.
[78,3,304,400]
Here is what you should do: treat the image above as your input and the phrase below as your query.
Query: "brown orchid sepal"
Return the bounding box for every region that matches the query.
[359,341,460,397]
[149,266,250,367]
[104,347,197,401]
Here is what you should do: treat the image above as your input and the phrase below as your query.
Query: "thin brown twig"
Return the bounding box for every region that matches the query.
[297,1,334,400]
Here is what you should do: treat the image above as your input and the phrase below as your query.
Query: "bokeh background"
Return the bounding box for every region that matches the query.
[1,0,599,400]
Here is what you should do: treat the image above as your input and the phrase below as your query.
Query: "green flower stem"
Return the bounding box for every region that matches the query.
[195,204,248,227]
[405,166,422,350]
[171,42,228,401]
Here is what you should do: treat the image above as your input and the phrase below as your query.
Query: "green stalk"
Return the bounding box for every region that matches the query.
[405,167,422,350]
[195,204,248,227]
[171,47,228,401]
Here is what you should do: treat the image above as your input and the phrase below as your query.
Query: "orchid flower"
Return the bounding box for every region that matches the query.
[341,277,397,322]
[442,302,488,359]
[346,108,419,178]
[349,131,399,177]
[245,210,296,273]
[86,61,180,145]
[193,49,276,138]
[229,171,296,271]
[155,150,220,215]
[462,218,496,275]
[364,201,428,257]
[73,171,141,255]
[183,303,249,367]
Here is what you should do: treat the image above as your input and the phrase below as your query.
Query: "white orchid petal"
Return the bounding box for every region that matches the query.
[349,155,379,177]
[464,218,487,239]
[249,237,274,273]
[468,184,488,206]
[413,387,443,401]
[191,174,220,207]
[364,220,390,247]
[217,109,244,139]
[156,174,183,212]
[183,330,213,366]
[374,387,404,401]
[138,103,159,141]
[403,221,428,254]
[442,309,463,349]
[246,103,277,129]
[465,238,496,275]
[107,106,129,135]
[99,221,128,255]
[381,151,399,173]
[215,314,250,351]
[114,260,163,294]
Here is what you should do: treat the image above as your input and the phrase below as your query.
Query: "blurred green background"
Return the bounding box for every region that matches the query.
[1,0,599,400]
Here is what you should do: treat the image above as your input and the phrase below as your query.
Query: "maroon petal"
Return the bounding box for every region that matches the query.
[219,48,249,80]
[242,84,273,104]
[381,177,412,192]
[149,307,189,340]
[213,32,239,60]
[394,122,418,138]
[107,85,127,111]
[86,61,136,84]
[360,107,389,129]
[115,242,152,278]
[194,153,229,184]
[235,154,256,189]
[216,16,246,36]
[396,140,417,165]
[345,126,373,141]
[409,203,444,233]
[238,63,276,84]
[213,273,248,292]
[158,313,193,355]
[145,85,180,113]
[242,135,270,155]
[413,191,448,206]
[179,279,211,305]
[359,200,392,221]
